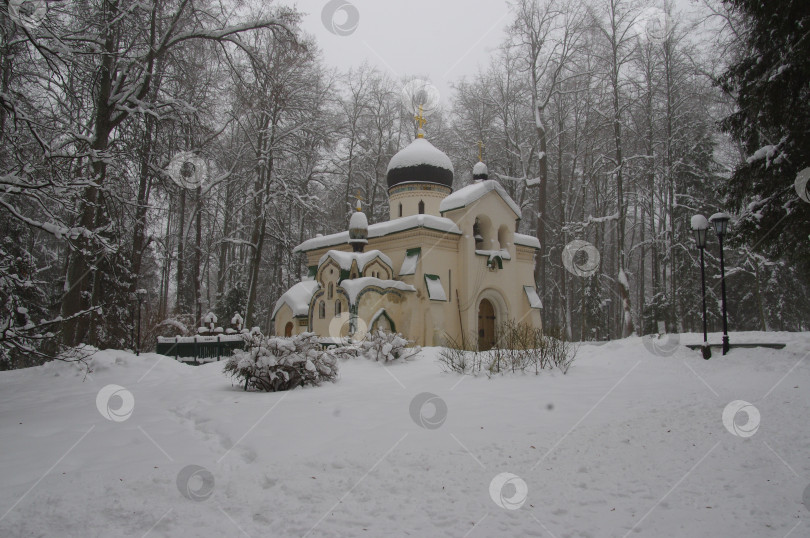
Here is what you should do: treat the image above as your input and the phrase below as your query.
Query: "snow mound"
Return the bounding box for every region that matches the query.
[349,210,368,230]
[2,333,808,537]
[690,214,709,230]
[514,233,540,249]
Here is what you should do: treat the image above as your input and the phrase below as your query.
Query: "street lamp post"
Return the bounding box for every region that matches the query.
[136,288,147,356]
[691,215,711,360]
[709,213,731,355]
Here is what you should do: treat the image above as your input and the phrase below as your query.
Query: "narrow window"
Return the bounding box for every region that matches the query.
[335,301,342,316]
[398,203,403,217]
[318,301,325,319]
[328,282,333,299]
[418,200,425,214]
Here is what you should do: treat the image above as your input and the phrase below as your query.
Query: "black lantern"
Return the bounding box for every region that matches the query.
[709,212,730,237]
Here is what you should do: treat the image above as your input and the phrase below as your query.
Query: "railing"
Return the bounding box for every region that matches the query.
[155,335,245,364]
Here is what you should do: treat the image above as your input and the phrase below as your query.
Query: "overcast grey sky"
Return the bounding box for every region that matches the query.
[292,0,514,107]
[290,0,701,114]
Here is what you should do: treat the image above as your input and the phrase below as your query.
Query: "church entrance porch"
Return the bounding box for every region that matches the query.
[478,299,496,350]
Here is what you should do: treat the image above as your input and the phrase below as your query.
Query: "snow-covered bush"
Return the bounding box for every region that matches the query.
[359,330,420,363]
[224,332,338,392]
[326,344,360,361]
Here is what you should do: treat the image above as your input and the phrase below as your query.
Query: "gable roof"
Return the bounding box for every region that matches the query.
[339,277,416,305]
[271,280,319,320]
[318,250,393,273]
[439,179,521,218]
[294,214,461,253]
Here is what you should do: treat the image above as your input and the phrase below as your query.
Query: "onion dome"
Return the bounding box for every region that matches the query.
[386,137,454,190]
[348,198,368,252]
[473,161,488,181]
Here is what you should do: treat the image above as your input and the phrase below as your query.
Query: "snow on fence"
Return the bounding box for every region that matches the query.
[155,334,246,364]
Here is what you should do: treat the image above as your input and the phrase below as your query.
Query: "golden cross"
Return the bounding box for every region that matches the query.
[414,104,427,137]
[478,140,484,161]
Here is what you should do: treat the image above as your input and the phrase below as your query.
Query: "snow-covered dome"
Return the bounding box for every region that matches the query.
[348,199,368,251]
[386,137,454,190]
[472,161,488,181]
[349,210,368,232]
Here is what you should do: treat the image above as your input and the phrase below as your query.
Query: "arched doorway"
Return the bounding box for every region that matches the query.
[284,322,293,337]
[478,299,496,350]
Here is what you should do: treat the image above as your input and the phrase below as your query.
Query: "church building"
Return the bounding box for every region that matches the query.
[272,119,542,349]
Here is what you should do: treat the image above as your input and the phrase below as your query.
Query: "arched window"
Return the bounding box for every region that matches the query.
[328,282,333,299]
[318,301,325,319]
[335,300,342,316]
[284,322,293,337]
[497,224,511,253]
[398,203,403,217]
[418,200,425,214]
[475,215,494,249]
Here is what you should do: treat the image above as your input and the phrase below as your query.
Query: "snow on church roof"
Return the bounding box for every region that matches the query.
[439,179,521,217]
[339,277,416,305]
[271,280,319,320]
[514,233,541,249]
[294,214,462,253]
[318,249,392,272]
[386,138,454,173]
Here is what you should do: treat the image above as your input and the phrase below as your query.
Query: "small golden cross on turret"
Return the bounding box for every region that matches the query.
[354,190,364,211]
[414,105,427,137]
[478,140,484,161]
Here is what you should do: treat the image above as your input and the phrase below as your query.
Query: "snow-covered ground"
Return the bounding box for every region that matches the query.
[1,332,808,537]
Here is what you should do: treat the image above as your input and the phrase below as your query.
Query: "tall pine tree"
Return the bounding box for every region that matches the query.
[719,1,810,275]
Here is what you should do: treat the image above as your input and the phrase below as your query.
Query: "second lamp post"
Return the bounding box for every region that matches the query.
[709,213,731,355]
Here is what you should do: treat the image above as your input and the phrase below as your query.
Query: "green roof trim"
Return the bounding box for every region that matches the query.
[406,247,422,256]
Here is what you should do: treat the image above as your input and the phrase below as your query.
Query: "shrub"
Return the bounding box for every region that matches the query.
[437,331,484,374]
[438,321,578,376]
[224,332,339,392]
[359,330,420,363]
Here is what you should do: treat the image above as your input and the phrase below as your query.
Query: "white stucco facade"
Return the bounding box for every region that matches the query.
[272,136,542,349]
